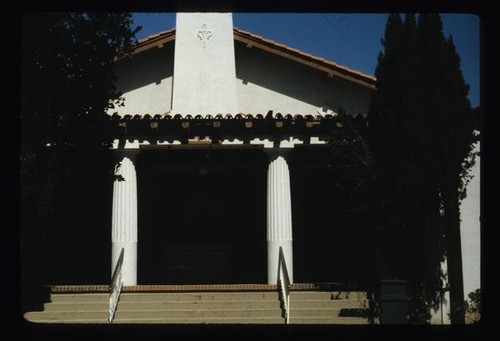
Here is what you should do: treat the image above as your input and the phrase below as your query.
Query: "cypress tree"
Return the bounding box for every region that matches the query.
[417,14,477,324]
[370,14,440,323]
[369,13,476,323]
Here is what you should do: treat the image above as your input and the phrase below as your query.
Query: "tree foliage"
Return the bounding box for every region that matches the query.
[363,13,478,323]
[464,288,481,323]
[20,13,140,311]
[21,13,140,150]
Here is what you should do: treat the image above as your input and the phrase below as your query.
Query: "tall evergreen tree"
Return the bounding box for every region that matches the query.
[369,13,476,323]
[417,13,477,324]
[21,13,140,311]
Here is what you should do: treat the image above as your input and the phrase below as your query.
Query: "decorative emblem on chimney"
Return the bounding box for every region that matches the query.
[197,24,212,48]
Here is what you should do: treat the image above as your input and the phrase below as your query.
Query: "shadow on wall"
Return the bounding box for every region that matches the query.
[114,43,174,95]
[234,41,371,116]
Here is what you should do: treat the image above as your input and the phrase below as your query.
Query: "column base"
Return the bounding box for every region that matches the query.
[112,241,137,286]
[267,240,293,284]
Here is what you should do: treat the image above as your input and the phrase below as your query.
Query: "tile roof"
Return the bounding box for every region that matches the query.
[118,27,376,89]
[233,28,376,87]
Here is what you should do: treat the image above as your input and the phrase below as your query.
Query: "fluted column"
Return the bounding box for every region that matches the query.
[267,151,294,284]
[111,153,138,285]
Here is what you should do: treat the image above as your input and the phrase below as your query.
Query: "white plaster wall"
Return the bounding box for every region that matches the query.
[172,13,239,115]
[430,138,480,324]
[460,139,481,297]
[109,32,372,118]
[235,42,373,116]
[108,45,174,116]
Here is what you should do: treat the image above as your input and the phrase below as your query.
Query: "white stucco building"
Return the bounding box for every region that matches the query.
[36,12,480,325]
[107,12,376,288]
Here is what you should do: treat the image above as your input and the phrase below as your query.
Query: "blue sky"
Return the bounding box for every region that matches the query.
[131,13,480,107]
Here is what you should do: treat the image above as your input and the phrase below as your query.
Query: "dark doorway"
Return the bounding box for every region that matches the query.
[137,148,267,284]
[290,147,376,285]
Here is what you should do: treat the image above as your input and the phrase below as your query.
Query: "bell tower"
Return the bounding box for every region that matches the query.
[172,12,239,115]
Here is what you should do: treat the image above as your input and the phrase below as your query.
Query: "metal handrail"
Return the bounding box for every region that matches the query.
[278,246,291,324]
[109,248,124,324]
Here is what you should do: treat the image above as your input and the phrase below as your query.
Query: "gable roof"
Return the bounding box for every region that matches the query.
[117,27,376,90]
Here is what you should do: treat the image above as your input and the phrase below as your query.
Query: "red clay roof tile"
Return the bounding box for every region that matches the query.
[123,27,376,89]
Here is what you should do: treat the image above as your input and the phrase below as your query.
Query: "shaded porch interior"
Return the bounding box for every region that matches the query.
[43,146,376,287]
[137,148,267,284]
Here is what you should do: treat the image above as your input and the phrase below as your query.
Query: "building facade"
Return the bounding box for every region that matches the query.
[106,12,376,287]
[37,13,479,325]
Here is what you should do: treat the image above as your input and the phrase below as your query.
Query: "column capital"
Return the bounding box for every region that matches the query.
[113,149,140,163]
[264,148,291,162]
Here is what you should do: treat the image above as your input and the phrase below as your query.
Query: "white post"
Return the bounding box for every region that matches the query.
[267,151,294,284]
[111,153,138,285]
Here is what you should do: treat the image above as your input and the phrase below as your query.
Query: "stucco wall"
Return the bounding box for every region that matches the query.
[172,13,239,115]
[108,43,174,116]
[234,41,373,116]
[460,139,481,297]
[111,39,372,118]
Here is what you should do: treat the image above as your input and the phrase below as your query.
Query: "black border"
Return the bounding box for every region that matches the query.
[13,0,492,340]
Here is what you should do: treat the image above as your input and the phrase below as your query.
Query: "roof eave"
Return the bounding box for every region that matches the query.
[233,28,376,90]
[113,27,377,90]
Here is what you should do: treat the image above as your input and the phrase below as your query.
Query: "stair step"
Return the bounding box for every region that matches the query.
[290,317,372,325]
[291,299,370,309]
[43,300,280,311]
[290,308,371,318]
[43,302,108,311]
[28,288,374,325]
[118,292,279,302]
[115,308,283,319]
[26,316,285,324]
[27,308,283,321]
[25,311,108,321]
[48,292,279,303]
[113,317,284,324]
[119,300,279,310]
[49,293,109,303]
[290,291,368,300]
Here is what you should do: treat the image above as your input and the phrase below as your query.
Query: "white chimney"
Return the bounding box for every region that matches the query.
[172,12,239,115]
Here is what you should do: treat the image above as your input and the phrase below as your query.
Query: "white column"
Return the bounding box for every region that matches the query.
[267,151,294,284]
[111,153,138,285]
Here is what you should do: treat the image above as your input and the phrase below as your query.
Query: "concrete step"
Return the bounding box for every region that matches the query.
[49,293,109,303]
[115,308,283,319]
[49,291,279,303]
[44,300,280,311]
[120,300,280,310]
[291,299,370,309]
[43,302,108,311]
[27,308,282,321]
[290,291,368,300]
[289,317,372,325]
[31,289,375,325]
[113,317,284,324]
[24,310,108,322]
[290,307,372,318]
[25,316,285,324]
[118,292,279,302]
